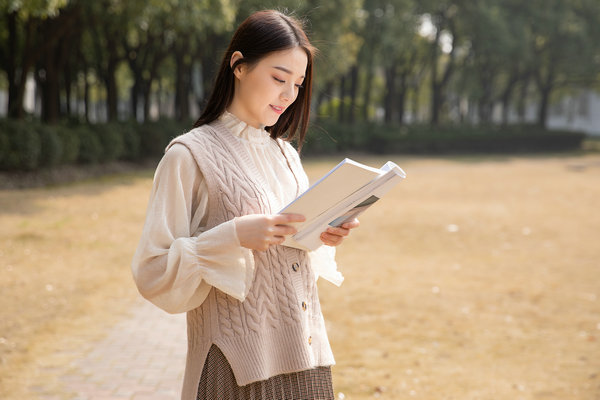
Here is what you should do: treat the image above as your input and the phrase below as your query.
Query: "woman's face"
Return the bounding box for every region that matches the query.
[229,47,308,128]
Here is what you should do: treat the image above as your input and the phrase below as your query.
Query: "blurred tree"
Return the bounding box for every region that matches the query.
[2,0,599,129]
[353,0,382,121]
[458,0,514,123]
[525,0,600,127]
[165,0,236,122]
[0,0,70,120]
[377,0,422,124]
[299,0,363,122]
[418,0,464,126]
[35,2,81,123]
[121,0,172,122]
[495,0,532,125]
[83,0,128,122]
[118,0,236,122]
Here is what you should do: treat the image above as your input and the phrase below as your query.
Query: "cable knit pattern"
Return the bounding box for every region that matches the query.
[269,249,303,326]
[166,121,335,400]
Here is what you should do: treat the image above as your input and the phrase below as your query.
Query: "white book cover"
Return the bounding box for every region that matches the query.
[280,158,406,251]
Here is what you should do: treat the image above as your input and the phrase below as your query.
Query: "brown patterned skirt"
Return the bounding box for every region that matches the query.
[197,345,334,400]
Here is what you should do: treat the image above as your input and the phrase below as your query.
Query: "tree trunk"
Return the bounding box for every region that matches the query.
[478,76,493,124]
[157,78,164,118]
[500,71,519,126]
[430,25,441,126]
[431,81,442,125]
[84,70,90,123]
[40,42,66,123]
[143,51,167,122]
[106,60,118,121]
[384,62,397,124]
[37,4,80,123]
[314,80,333,120]
[6,11,22,118]
[362,60,375,121]
[196,32,224,110]
[61,31,77,118]
[431,61,455,126]
[338,73,347,123]
[411,87,420,123]
[64,62,72,116]
[516,76,529,123]
[7,13,37,119]
[39,40,60,123]
[430,15,457,126]
[397,71,409,125]
[143,80,151,122]
[348,65,359,123]
[198,53,212,111]
[105,35,119,121]
[130,79,140,121]
[537,85,551,129]
[535,66,554,129]
[44,61,61,123]
[174,42,192,122]
[88,4,121,122]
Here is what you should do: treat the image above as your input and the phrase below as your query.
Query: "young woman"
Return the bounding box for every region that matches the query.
[131,10,359,400]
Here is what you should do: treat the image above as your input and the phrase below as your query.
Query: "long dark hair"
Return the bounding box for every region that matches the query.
[193,10,316,148]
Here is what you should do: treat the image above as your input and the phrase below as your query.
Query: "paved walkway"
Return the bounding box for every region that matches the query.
[32,298,187,400]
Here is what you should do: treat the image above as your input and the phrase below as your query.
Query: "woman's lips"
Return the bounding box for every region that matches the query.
[270,105,284,114]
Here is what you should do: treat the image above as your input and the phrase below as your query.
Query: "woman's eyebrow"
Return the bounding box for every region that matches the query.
[273,65,305,79]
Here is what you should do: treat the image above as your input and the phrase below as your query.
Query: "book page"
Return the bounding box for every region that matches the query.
[279,158,382,231]
[280,158,406,251]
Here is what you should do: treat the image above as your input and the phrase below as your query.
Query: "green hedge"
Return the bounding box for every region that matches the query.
[303,121,587,155]
[0,119,42,171]
[139,118,189,158]
[0,118,588,172]
[0,118,193,171]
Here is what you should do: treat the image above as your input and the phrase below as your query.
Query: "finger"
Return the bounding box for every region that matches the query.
[272,224,297,237]
[274,213,306,224]
[260,235,282,251]
[320,232,343,246]
[271,235,286,245]
[341,218,360,229]
[325,226,350,237]
[321,236,341,247]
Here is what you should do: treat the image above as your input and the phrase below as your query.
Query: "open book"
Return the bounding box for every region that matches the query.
[280,158,406,251]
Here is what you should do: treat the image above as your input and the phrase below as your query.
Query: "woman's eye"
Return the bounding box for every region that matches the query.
[273,77,285,83]
[295,84,304,89]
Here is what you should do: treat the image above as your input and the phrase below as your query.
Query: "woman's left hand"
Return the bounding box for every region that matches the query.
[319,218,360,247]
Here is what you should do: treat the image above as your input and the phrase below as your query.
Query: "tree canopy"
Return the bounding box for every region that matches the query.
[1,0,599,127]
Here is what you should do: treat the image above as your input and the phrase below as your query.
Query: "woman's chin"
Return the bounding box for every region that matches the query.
[264,116,280,127]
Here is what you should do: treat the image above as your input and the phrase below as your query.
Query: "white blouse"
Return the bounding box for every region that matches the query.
[131,112,343,314]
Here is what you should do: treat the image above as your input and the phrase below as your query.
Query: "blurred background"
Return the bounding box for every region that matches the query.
[1,1,600,400]
[1,0,600,171]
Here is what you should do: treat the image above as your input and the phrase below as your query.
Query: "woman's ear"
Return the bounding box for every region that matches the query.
[230,51,245,78]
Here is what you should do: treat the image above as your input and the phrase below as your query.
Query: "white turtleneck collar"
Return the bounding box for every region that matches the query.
[219,111,272,145]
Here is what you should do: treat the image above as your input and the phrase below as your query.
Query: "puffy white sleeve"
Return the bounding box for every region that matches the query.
[131,144,255,314]
[309,245,344,286]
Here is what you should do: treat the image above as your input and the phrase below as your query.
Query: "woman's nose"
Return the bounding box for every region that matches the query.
[280,83,296,103]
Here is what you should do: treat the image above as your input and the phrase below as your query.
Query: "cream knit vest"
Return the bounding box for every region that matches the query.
[166,121,335,400]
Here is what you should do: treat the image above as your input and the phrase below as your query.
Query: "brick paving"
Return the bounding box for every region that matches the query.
[32,298,187,400]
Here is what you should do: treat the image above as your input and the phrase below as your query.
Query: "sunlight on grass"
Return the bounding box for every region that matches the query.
[1,155,599,399]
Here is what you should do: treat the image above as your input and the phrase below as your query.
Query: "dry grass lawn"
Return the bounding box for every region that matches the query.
[1,153,599,399]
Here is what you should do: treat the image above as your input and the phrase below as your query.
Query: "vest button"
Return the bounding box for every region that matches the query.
[292,262,299,272]
[308,336,312,345]
[302,301,307,311]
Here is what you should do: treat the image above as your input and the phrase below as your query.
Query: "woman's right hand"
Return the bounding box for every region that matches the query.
[234,213,306,251]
